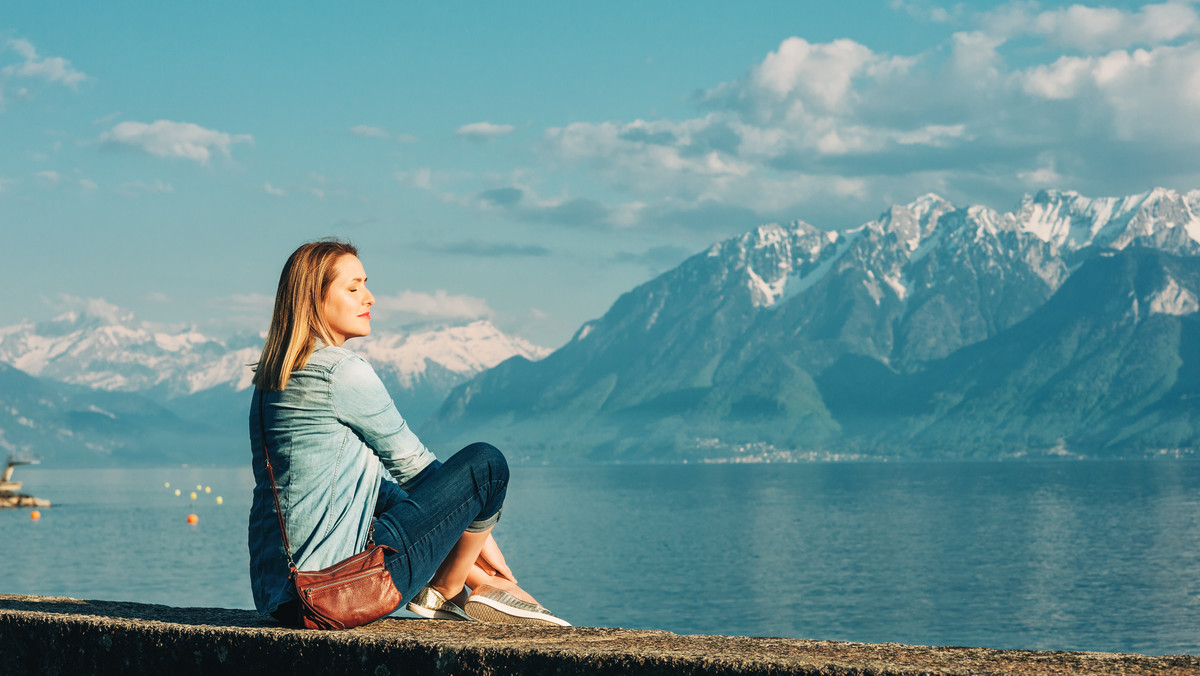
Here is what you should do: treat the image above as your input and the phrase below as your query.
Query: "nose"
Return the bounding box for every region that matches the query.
[364,287,375,306]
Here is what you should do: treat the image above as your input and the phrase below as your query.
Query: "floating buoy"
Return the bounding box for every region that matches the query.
[204,486,211,494]
[186,514,198,524]
[196,485,202,491]
[165,482,171,488]
[189,492,197,500]
[215,496,223,505]
[174,489,181,496]
[30,510,41,520]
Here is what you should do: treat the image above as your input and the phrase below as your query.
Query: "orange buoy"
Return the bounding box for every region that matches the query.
[30,510,41,520]
[187,514,198,524]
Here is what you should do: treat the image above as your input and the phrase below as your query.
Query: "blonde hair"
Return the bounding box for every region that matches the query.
[253,239,359,391]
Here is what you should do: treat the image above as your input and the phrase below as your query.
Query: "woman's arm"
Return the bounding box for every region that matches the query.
[330,354,438,484]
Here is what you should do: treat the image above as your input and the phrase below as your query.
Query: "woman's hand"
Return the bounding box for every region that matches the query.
[476,532,517,584]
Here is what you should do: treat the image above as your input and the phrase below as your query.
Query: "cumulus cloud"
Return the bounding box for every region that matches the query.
[34,170,60,183]
[456,121,516,141]
[983,1,1200,51]
[3,38,87,87]
[263,182,286,197]
[525,3,1200,231]
[53,295,134,324]
[99,120,253,164]
[374,289,493,321]
[79,178,98,190]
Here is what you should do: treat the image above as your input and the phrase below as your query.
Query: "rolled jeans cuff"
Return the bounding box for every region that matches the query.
[466,507,501,533]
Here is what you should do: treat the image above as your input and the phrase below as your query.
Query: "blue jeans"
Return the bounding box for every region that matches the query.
[371,442,509,602]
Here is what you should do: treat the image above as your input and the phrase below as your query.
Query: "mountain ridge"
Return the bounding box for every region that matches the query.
[424,187,1200,461]
[0,316,549,465]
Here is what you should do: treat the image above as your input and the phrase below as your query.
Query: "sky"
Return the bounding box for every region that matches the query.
[3,0,1200,349]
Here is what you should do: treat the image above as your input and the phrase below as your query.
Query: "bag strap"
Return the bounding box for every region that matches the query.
[258,389,298,573]
[257,389,376,576]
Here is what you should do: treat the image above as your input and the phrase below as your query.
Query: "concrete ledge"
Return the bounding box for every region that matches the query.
[1,594,1196,675]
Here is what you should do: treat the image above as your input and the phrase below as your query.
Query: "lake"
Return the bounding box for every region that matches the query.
[2,459,1198,656]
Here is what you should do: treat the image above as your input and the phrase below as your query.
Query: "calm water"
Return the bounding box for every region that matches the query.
[3,460,1198,655]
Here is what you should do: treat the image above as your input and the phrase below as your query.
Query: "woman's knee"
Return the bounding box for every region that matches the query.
[460,441,508,482]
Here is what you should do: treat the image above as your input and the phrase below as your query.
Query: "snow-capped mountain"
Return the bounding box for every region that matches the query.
[0,311,247,396]
[0,312,549,465]
[0,314,548,399]
[425,187,1200,462]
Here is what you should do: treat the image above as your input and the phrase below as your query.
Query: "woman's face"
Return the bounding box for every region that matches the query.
[322,254,374,346]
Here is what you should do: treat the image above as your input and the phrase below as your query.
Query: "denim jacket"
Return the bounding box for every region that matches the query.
[247,343,438,615]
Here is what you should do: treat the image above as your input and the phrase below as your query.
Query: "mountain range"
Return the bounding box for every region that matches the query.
[0,316,547,466]
[4,187,1198,465]
[422,188,1200,462]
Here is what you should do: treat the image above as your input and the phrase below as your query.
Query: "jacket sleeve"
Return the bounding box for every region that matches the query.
[329,353,438,484]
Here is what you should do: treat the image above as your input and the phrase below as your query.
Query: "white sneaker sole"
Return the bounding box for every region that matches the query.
[463,595,571,626]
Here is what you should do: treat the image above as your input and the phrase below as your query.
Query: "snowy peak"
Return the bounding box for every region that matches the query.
[725,219,846,308]
[0,310,549,398]
[872,193,955,253]
[354,320,550,387]
[1017,187,1200,252]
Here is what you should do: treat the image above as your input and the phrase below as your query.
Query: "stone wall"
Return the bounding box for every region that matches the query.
[1,594,1196,675]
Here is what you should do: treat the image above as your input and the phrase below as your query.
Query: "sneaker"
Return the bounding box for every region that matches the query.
[406,586,475,621]
[463,585,571,626]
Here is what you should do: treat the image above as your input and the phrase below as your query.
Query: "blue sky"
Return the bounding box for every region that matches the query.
[3,0,1198,348]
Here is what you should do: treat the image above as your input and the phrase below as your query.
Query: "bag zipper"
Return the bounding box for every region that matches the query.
[303,569,382,596]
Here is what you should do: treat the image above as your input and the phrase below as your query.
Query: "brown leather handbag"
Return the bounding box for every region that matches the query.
[259,392,403,630]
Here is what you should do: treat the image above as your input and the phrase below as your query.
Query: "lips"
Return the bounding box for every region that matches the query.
[358,312,371,319]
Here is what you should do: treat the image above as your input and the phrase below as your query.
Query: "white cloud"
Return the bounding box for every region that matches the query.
[374,289,492,321]
[456,121,516,141]
[34,170,60,183]
[350,124,389,138]
[1017,43,1200,142]
[79,178,98,190]
[526,10,1200,232]
[1029,2,1200,51]
[263,182,286,197]
[3,38,87,87]
[54,295,134,324]
[100,120,252,164]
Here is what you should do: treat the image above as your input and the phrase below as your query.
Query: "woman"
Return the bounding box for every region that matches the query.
[248,239,568,627]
